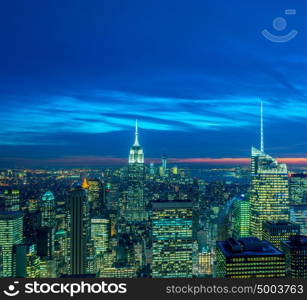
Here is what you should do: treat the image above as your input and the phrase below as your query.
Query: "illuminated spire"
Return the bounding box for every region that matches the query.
[81,177,90,189]
[133,119,140,146]
[260,100,264,152]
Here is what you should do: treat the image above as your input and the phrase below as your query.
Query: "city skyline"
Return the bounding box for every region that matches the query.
[0,0,307,167]
[0,111,306,168]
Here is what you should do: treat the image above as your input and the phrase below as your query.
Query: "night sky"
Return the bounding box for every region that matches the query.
[0,0,306,167]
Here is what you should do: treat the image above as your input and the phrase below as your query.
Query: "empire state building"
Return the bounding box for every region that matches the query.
[128,119,144,164]
[123,120,147,222]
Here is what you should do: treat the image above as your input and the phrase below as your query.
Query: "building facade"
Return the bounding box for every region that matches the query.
[262,220,300,250]
[282,235,307,278]
[216,237,285,278]
[0,212,23,277]
[250,147,289,239]
[152,201,193,278]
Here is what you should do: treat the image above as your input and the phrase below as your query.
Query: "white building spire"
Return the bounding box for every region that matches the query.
[134,119,140,146]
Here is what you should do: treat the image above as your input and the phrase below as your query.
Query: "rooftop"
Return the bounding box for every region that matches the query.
[217,237,283,257]
[263,220,300,229]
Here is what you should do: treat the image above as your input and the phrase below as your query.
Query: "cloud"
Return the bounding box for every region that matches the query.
[0,89,306,147]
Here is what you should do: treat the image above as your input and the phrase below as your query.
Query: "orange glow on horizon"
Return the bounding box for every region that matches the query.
[1,156,307,166]
[168,157,307,165]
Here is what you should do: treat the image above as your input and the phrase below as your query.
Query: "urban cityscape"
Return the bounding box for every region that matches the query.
[0,0,307,282]
[0,104,306,279]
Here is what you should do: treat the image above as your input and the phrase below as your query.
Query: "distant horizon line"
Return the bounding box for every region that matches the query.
[0,156,307,167]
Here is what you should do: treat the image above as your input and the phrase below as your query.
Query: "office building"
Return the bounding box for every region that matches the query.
[250,147,289,239]
[91,217,109,255]
[41,191,56,228]
[0,212,23,277]
[282,235,307,278]
[37,227,55,259]
[232,196,250,239]
[289,173,307,204]
[262,221,300,250]
[87,179,104,215]
[197,246,213,277]
[126,120,147,222]
[13,244,40,278]
[152,201,193,278]
[68,186,90,275]
[290,204,307,235]
[216,237,285,278]
[3,189,20,212]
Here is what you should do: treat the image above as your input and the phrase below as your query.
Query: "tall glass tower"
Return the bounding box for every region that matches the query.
[232,196,250,239]
[250,102,289,239]
[41,191,56,228]
[0,212,23,277]
[250,147,289,239]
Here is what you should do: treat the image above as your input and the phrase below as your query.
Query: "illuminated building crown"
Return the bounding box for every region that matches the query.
[129,120,144,164]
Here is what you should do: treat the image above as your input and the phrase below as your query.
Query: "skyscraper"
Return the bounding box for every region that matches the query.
[250,104,289,238]
[39,191,56,275]
[290,204,307,235]
[282,235,307,278]
[87,179,104,216]
[3,189,20,212]
[152,201,193,278]
[0,212,23,277]
[13,244,40,278]
[37,227,55,259]
[262,220,300,250]
[289,173,307,204]
[125,120,147,222]
[68,186,89,275]
[91,217,109,255]
[41,191,56,228]
[161,155,167,176]
[149,162,155,176]
[250,148,289,239]
[128,120,144,165]
[232,196,250,239]
[216,237,285,278]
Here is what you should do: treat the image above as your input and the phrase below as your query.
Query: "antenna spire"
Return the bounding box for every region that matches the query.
[260,100,264,152]
[134,119,140,146]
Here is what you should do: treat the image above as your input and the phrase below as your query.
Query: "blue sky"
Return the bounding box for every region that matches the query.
[0,0,306,167]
